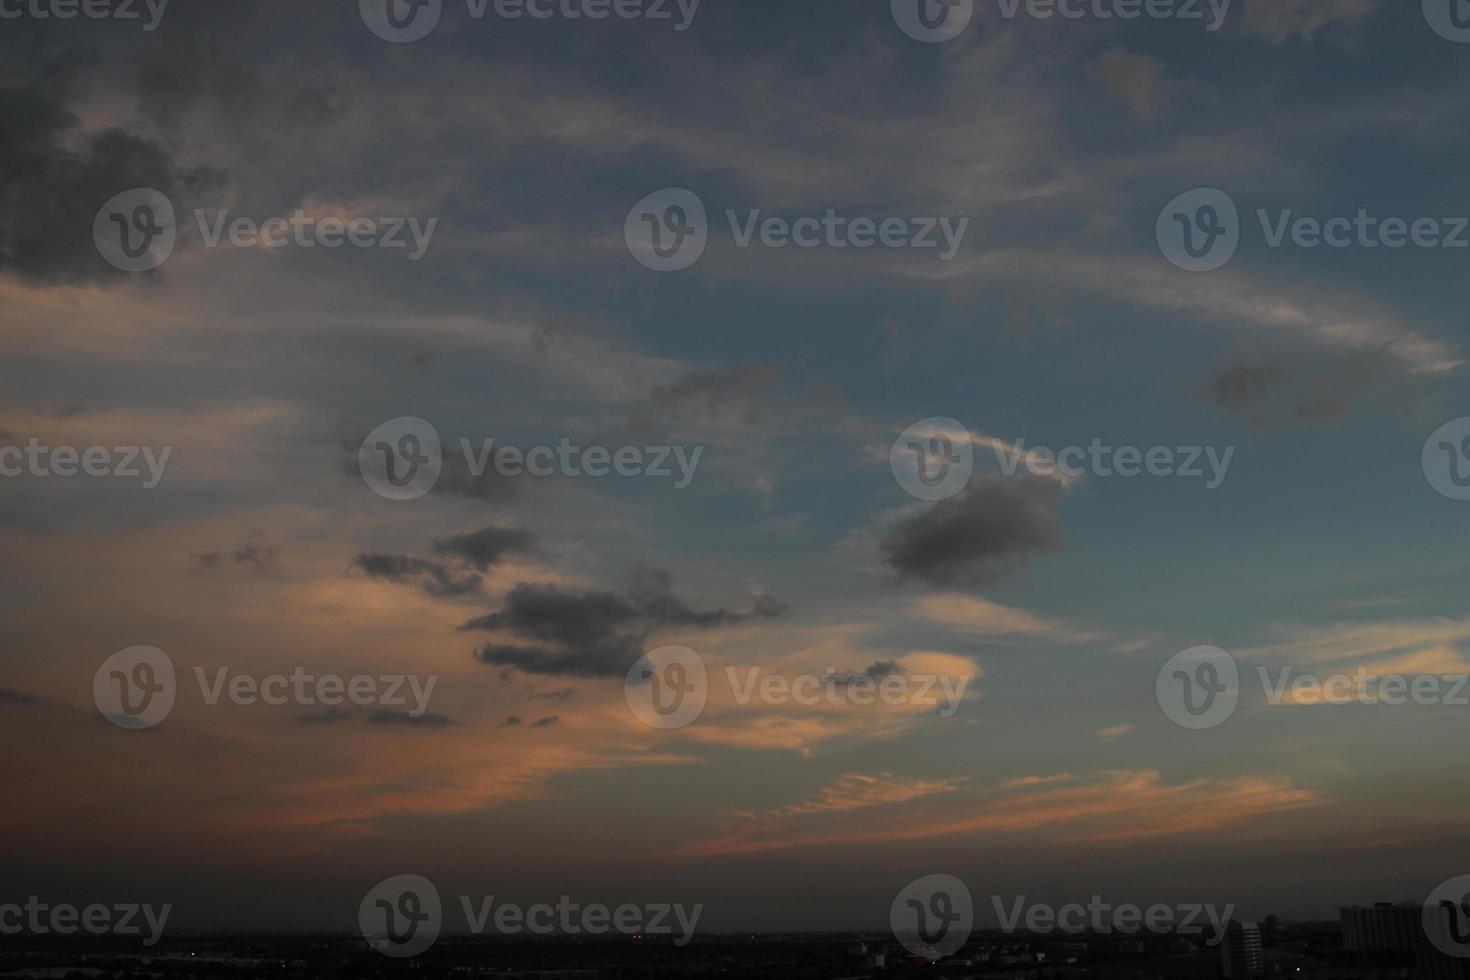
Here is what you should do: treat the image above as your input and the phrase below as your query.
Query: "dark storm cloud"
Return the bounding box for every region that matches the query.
[0,64,223,285]
[0,688,42,707]
[465,569,788,677]
[881,478,1064,589]
[531,716,559,729]
[1205,346,1413,429]
[366,710,458,728]
[353,553,482,597]
[432,527,537,571]
[500,715,523,728]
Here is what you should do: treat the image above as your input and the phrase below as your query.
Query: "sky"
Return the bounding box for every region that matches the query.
[2,0,1470,937]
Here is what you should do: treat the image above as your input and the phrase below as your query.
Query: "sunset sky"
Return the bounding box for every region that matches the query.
[2,0,1469,934]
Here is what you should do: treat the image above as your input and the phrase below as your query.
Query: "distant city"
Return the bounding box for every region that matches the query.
[3,898,1468,980]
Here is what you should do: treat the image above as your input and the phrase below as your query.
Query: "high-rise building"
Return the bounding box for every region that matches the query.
[1341,903,1422,952]
[1221,920,1264,979]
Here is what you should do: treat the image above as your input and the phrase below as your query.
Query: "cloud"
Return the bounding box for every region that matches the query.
[0,64,223,285]
[195,529,278,573]
[366,710,458,728]
[1205,346,1415,428]
[625,363,782,439]
[912,594,1097,644]
[1094,724,1135,740]
[881,478,1064,589]
[432,526,537,571]
[465,569,788,677]
[352,553,482,597]
[531,715,560,729]
[1088,48,1170,124]
[1239,0,1382,43]
[0,688,41,707]
[678,770,1320,857]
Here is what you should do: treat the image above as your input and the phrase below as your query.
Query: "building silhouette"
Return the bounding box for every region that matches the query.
[1221,920,1264,979]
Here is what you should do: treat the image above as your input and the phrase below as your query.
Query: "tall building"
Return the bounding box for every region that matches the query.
[1221,920,1265,979]
[1341,903,1422,952]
